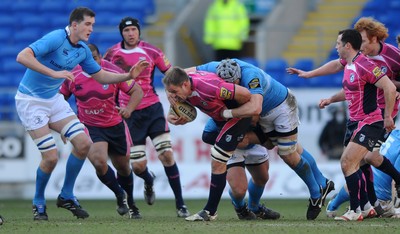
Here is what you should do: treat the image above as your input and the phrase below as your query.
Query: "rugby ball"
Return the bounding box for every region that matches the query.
[170,101,197,122]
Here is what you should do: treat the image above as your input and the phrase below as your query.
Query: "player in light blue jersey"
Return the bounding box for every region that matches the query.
[191,58,334,220]
[15,7,148,221]
[202,118,280,220]
[326,129,400,218]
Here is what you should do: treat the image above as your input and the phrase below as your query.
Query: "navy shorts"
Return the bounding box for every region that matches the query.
[125,102,170,145]
[214,117,252,152]
[86,121,130,156]
[344,120,385,151]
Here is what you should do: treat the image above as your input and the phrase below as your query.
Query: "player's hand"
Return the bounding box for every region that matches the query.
[116,106,132,118]
[167,113,188,125]
[396,92,400,100]
[286,67,311,78]
[53,70,75,81]
[129,59,150,79]
[319,98,331,109]
[384,116,395,133]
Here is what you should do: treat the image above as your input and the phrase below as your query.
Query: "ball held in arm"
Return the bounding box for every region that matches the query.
[170,101,197,122]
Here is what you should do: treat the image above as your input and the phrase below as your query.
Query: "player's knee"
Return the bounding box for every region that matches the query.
[158,150,175,166]
[277,138,297,156]
[34,134,57,153]
[61,119,85,142]
[42,153,59,170]
[211,145,232,164]
[152,133,173,155]
[74,139,91,157]
[130,145,146,162]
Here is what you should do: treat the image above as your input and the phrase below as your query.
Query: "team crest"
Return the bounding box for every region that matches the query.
[102,84,109,90]
[225,135,232,142]
[368,139,375,148]
[248,78,261,89]
[381,66,387,74]
[126,79,133,87]
[350,73,355,82]
[220,87,232,99]
[359,134,365,142]
[372,67,383,78]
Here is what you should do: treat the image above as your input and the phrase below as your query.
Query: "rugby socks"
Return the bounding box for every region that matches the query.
[357,169,369,209]
[33,167,51,205]
[301,149,327,188]
[229,189,245,209]
[204,172,227,215]
[247,179,264,212]
[164,163,185,208]
[60,153,85,199]
[117,171,134,206]
[345,171,361,212]
[293,158,320,199]
[97,165,124,196]
[328,186,349,211]
[136,167,154,186]
[360,164,377,205]
[376,156,400,184]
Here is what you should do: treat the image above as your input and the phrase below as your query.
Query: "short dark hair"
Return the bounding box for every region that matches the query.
[69,7,95,25]
[338,29,362,50]
[87,43,99,55]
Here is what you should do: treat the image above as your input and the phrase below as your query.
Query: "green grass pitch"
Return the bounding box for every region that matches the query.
[0,199,398,234]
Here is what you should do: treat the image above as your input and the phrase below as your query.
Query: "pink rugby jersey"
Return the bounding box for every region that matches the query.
[186,71,236,122]
[340,42,400,118]
[342,52,385,122]
[103,41,171,110]
[60,60,136,127]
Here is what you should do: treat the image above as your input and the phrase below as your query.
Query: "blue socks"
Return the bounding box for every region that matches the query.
[60,153,85,199]
[328,186,349,211]
[248,179,264,212]
[229,189,245,209]
[293,157,320,199]
[301,149,327,188]
[33,167,51,205]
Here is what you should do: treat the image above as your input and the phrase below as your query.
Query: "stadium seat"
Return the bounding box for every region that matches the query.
[38,1,66,14]
[153,68,164,88]
[13,29,42,45]
[293,58,314,71]
[11,1,38,12]
[264,58,288,81]
[239,57,259,67]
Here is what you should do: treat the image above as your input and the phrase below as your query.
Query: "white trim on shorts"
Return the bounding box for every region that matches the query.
[15,91,76,130]
[227,144,269,166]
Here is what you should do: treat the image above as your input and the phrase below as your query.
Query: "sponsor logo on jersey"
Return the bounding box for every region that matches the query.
[248,78,261,89]
[350,73,355,82]
[219,87,232,99]
[372,67,383,78]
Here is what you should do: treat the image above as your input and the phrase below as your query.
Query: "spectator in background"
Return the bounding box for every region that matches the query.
[104,17,190,218]
[318,104,347,160]
[203,0,249,61]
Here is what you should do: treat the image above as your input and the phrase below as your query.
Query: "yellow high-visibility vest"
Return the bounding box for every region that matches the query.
[203,0,250,50]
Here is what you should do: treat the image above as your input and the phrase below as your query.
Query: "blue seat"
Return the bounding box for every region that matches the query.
[13,29,42,45]
[11,0,37,12]
[38,1,66,13]
[264,58,288,80]
[94,1,119,12]
[254,0,276,15]
[239,57,259,67]
[293,58,314,71]
[153,68,164,88]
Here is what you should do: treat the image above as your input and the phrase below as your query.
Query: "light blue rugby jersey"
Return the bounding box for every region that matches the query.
[196,58,288,116]
[18,28,101,99]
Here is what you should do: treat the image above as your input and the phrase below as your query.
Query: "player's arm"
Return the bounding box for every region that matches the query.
[375,75,396,132]
[221,84,253,119]
[92,59,149,84]
[286,59,344,78]
[319,89,346,109]
[184,66,197,73]
[223,93,262,119]
[117,83,143,119]
[16,47,76,81]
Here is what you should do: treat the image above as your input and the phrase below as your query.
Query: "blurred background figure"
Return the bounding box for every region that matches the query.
[318,104,347,160]
[203,0,250,61]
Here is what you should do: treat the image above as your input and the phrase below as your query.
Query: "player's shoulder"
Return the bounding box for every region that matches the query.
[139,40,163,52]
[101,59,124,73]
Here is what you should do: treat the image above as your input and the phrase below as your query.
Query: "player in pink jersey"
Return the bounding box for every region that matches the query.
[287,17,400,217]
[317,29,396,221]
[163,67,253,221]
[60,44,143,219]
[103,17,190,217]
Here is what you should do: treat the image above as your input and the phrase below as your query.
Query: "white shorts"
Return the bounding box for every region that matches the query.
[227,144,269,166]
[258,91,300,134]
[15,91,75,130]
